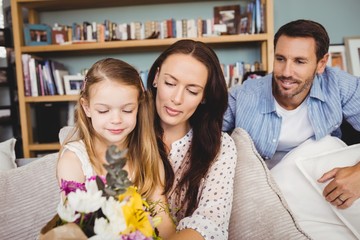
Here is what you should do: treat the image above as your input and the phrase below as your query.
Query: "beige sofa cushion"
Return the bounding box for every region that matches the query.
[0,153,59,239]
[229,128,310,239]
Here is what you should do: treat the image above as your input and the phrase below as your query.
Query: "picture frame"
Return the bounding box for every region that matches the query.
[327,44,347,72]
[63,75,84,95]
[214,5,241,35]
[344,36,360,77]
[52,29,68,44]
[23,24,52,46]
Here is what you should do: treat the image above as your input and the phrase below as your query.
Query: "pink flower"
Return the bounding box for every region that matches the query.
[87,175,107,184]
[60,179,86,196]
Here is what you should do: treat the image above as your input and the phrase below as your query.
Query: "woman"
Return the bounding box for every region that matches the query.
[147,39,237,240]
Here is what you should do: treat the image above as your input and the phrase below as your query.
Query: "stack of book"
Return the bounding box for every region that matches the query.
[21,54,69,96]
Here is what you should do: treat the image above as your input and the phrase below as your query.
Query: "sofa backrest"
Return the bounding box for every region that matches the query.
[0,153,59,239]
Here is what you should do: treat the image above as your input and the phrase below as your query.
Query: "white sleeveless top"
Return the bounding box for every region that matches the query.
[61,140,95,179]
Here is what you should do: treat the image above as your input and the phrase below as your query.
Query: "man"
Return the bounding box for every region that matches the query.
[223,19,360,209]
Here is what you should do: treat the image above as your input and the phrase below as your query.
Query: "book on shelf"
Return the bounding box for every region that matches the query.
[28,57,39,97]
[37,64,46,96]
[50,60,68,95]
[21,54,31,96]
[43,60,57,95]
[245,0,265,34]
[222,60,267,89]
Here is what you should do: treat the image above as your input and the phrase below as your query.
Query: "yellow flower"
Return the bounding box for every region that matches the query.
[118,187,154,237]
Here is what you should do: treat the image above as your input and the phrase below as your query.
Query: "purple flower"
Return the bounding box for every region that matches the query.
[121,230,153,240]
[60,179,86,196]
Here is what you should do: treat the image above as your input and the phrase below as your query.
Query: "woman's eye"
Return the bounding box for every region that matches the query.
[187,89,198,95]
[165,81,175,86]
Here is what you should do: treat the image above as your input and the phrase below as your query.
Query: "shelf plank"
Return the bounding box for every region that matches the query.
[21,34,270,54]
[18,0,225,11]
[29,142,60,151]
[24,95,79,102]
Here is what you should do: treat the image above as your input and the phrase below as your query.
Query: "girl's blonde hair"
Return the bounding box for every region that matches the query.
[62,58,162,198]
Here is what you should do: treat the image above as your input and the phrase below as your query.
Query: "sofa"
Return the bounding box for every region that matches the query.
[2,128,358,239]
[0,128,313,240]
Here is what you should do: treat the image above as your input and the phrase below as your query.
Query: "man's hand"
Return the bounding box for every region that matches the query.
[318,164,360,209]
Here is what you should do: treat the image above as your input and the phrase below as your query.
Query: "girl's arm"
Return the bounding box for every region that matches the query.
[57,150,85,200]
[149,185,176,239]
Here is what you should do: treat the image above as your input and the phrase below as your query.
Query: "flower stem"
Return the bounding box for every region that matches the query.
[79,213,85,227]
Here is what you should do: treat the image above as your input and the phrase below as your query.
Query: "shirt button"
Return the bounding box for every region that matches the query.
[264,156,269,160]
[272,139,276,142]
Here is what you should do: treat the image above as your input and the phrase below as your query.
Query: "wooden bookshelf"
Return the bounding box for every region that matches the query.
[11,0,274,157]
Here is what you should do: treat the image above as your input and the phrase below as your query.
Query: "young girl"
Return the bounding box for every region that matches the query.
[147,40,237,240]
[57,58,175,238]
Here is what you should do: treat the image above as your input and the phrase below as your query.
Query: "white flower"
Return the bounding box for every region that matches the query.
[90,217,121,240]
[90,197,127,239]
[67,180,106,214]
[57,201,80,223]
[102,197,126,224]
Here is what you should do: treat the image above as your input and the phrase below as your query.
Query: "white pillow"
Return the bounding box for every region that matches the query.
[296,143,360,239]
[0,138,17,171]
[271,136,360,240]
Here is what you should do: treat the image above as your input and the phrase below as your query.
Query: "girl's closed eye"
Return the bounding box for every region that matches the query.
[122,109,134,113]
[97,109,109,114]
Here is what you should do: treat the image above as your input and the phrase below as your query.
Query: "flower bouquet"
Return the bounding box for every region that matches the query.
[40,146,161,240]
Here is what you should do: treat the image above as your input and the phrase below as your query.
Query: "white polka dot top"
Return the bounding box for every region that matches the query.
[167,129,237,240]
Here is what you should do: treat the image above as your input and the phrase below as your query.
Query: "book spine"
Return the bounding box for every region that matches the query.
[21,54,32,96]
[28,57,39,97]
[43,61,56,95]
[37,64,45,96]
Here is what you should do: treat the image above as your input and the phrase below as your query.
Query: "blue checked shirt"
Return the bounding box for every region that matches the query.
[223,66,360,160]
